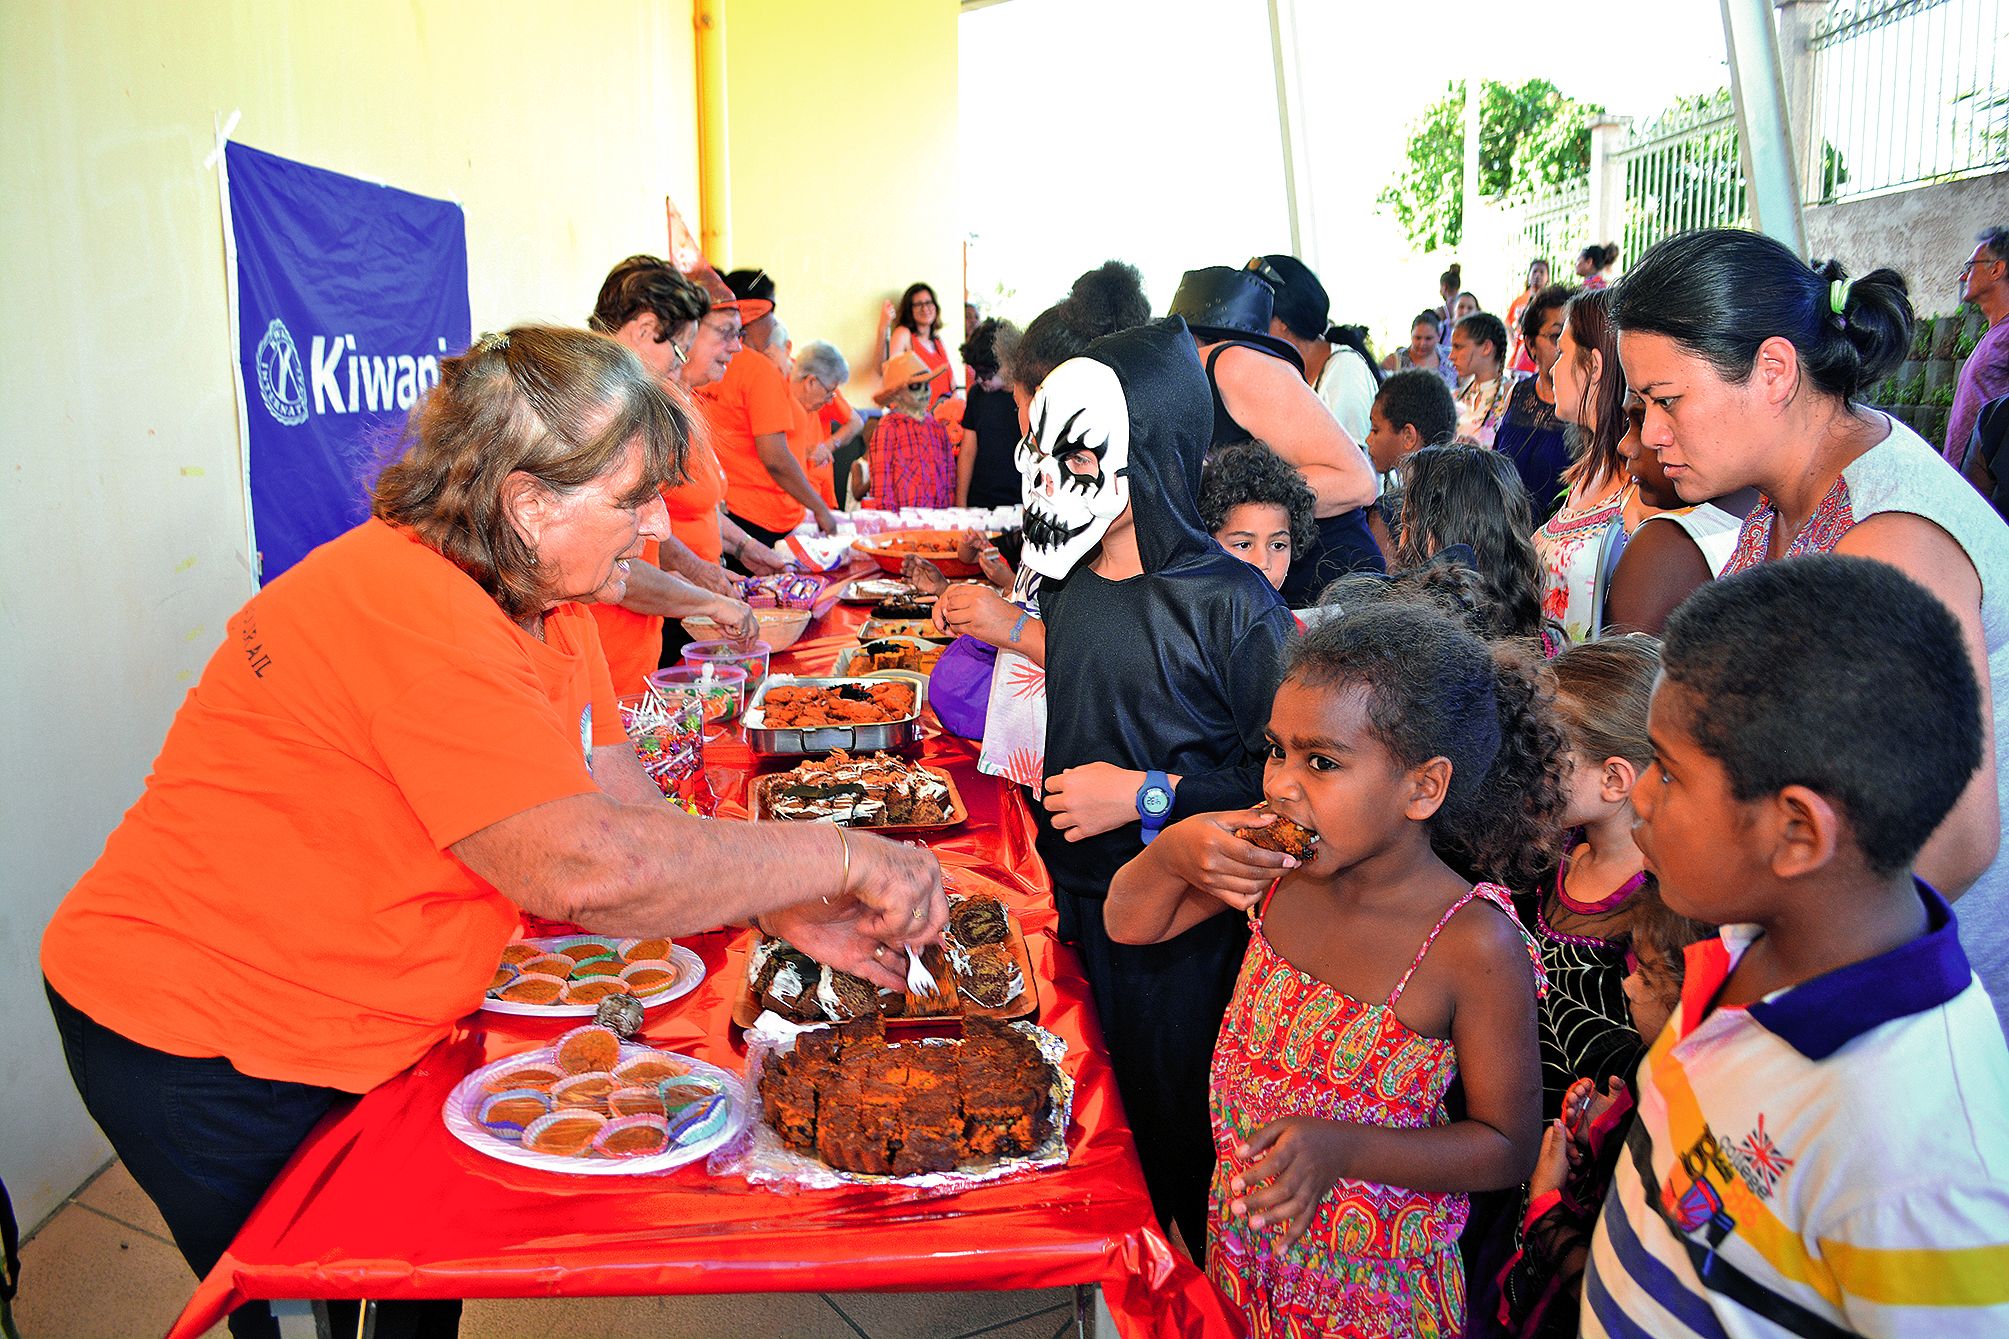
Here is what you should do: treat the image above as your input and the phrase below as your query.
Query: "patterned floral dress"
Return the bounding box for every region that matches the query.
[1532,478,1632,643]
[1208,884,1543,1338]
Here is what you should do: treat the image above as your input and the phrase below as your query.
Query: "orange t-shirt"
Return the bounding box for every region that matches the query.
[699,349,801,535]
[41,519,623,1092]
[664,429,727,565]
[819,389,854,435]
[589,536,664,698]
[786,397,838,509]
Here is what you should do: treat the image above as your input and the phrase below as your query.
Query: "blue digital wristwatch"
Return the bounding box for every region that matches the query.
[1135,770,1175,845]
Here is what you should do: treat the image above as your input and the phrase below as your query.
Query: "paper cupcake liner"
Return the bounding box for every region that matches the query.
[477,1089,551,1137]
[594,1114,672,1158]
[666,1092,732,1144]
[550,1071,618,1108]
[490,972,568,1006]
[522,1109,607,1157]
[617,960,679,994]
[480,1059,565,1094]
[612,1053,690,1087]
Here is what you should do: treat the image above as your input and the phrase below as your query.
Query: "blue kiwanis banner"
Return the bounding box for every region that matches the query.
[223,141,469,582]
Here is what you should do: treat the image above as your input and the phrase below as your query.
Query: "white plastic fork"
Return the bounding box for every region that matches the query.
[904,945,937,996]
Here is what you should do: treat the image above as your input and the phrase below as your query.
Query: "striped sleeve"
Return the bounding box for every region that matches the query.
[1818,1186,2009,1335]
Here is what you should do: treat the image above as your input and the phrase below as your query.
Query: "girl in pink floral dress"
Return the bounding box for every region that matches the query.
[1107,595,1562,1338]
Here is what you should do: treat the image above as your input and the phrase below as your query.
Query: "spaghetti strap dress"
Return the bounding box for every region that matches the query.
[1208,883,1545,1338]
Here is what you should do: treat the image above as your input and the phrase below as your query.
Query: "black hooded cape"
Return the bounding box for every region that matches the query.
[1033,319,1297,900]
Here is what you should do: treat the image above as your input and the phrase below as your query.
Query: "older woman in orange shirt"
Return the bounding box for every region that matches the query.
[40,327,945,1339]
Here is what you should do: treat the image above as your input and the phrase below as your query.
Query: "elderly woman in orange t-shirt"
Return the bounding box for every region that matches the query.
[39,326,946,1339]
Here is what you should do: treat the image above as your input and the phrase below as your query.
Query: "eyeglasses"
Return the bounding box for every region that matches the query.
[700,315,742,339]
[1244,256,1284,290]
[668,340,691,366]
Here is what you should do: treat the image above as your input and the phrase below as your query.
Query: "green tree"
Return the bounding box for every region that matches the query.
[1379,79,1606,251]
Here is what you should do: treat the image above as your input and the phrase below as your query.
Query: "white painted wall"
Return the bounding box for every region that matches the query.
[0,0,700,1231]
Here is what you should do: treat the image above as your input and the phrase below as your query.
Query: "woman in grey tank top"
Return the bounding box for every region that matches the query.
[1609,228,2009,1033]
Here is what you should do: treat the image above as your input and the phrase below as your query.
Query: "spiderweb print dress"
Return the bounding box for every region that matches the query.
[1208,884,1545,1338]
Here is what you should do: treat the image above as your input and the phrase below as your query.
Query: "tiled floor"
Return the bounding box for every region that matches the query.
[14,1161,1087,1339]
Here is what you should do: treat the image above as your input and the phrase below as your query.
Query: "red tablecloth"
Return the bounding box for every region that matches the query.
[167,581,1241,1339]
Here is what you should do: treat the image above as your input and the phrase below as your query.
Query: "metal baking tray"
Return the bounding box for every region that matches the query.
[858,616,955,644]
[740,672,928,755]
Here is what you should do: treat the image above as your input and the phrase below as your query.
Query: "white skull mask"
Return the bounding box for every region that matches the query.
[1016,357,1130,579]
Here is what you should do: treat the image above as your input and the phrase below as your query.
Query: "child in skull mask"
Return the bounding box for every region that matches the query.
[1026,319,1298,1251]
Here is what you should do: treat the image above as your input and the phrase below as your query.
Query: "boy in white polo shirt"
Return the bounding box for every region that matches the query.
[1585,554,2009,1338]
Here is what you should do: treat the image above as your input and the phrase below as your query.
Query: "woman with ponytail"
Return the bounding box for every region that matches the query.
[1574,243,1619,290]
[1612,226,2009,1030]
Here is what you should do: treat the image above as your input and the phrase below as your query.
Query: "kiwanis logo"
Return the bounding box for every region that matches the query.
[255,318,309,426]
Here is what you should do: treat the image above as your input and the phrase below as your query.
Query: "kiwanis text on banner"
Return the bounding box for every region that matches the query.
[224,141,470,583]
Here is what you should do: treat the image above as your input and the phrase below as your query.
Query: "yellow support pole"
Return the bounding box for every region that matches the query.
[694,0,730,266]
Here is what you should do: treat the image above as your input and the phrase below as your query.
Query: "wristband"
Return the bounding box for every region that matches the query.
[1008,611,1030,645]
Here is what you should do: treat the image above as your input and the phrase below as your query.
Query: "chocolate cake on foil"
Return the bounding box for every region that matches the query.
[757,1017,1053,1175]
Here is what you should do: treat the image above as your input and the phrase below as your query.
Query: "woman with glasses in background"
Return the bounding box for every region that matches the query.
[881,281,960,407]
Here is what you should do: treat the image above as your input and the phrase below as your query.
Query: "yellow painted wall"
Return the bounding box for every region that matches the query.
[0,0,700,1228]
[715,0,962,401]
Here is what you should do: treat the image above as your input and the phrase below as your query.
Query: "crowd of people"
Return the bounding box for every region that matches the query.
[37,221,2009,1339]
[922,230,2009,1338]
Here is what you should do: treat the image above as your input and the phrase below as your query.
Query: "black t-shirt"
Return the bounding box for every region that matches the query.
[963,385,1023,508]
[1035,561,1295,902]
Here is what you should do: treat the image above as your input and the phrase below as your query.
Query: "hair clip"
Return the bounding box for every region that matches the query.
[476,330,512,354]
[1244,256,1284,289]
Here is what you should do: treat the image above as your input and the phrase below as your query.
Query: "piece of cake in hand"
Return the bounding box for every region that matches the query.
[1233,807,1319,859]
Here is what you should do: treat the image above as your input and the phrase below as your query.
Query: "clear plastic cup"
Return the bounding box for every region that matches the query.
[681,639,771,686]
[647,664,747,741]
